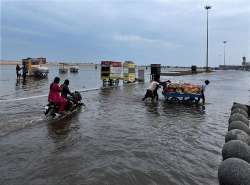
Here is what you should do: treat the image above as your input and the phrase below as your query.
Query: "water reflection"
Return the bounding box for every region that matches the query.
[144,101,160,115]
[1,67,250,185]
[47,120,71,136]
[161,101,205,117]
[124,83,137,97]
[14,77,49,91]
[47,114,81,141]
[15,77,26,86]
[58,72,70,80]
[15,79,21,87]
[99,86,121,98]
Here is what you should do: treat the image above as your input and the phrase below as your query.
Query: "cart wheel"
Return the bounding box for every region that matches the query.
[109,79,113,86]
[194,98,200,104]
[183,97,189,103]
[115,79,119,85]
[170,97,180,103]
[186,97,195,103]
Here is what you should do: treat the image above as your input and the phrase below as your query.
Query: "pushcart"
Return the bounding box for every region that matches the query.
[162,91,203,104]
[162,82,203,104]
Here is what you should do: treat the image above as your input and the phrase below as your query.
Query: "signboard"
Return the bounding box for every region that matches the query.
[111,62,122,67]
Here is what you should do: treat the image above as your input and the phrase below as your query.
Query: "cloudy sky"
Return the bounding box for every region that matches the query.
[1,0,250,66]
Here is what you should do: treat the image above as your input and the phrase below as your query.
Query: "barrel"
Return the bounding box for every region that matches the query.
[150,64,161,80]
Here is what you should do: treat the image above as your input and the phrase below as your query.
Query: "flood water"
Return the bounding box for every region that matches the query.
[0,65,249,185]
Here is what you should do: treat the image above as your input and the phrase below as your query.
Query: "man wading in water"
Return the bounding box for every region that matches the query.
[16,64,21,80]
[142,76,160,101]
[22,64,28,82]
[201,80,210,104]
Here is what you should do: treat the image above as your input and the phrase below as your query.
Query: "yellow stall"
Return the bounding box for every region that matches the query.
[123,61,136,83]
[101,61,122,85]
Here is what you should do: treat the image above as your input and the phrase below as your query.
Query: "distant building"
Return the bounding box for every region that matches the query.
[218,65,242,70]
[218,56,250,71]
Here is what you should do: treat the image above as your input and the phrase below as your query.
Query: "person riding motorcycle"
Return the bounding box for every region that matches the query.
[48,77,67,114]
[60,79,73,99]
[60,79,78,110]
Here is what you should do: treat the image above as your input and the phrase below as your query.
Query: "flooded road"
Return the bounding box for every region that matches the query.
[0,65,250,185]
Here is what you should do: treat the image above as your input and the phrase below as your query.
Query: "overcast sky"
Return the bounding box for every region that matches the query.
[1,0,250,66]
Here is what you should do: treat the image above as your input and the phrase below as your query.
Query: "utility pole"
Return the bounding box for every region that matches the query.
[205,5,212,72]
[223,41,227,65]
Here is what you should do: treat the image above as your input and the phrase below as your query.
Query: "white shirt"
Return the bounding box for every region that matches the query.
[148,81,159,91]
[202,84,207,92]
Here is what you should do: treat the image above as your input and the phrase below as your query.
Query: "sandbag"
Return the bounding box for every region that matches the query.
[228,113,249,126]
[231,103,249,113]
[222,140,250,163]
[225,129,250,145]
[218,158,250,185]
[228,121,250,135]
[231,108,248,118]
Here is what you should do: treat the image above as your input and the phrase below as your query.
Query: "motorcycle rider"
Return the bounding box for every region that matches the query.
[60,79,78,110]
[48,77,67,114]
[60,79,73,99]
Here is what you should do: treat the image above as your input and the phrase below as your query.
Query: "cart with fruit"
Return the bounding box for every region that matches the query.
[162,83,203,104]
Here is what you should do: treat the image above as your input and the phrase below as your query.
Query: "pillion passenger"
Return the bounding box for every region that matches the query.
[48,77,67,114]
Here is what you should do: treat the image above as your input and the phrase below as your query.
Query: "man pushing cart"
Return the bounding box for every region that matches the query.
[162,80,210,104]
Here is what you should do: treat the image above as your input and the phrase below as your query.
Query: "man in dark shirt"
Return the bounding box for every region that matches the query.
[22,64,28,81]
[60,79,73,99]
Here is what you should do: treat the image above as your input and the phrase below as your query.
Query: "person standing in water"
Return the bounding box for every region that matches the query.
[201,80,210,104]
[16,64,21,80]
[142,76,160,101]
[22,64,28,81]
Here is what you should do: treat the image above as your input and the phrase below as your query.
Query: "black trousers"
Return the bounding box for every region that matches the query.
[201,91,205,104]
[142,89,158,101]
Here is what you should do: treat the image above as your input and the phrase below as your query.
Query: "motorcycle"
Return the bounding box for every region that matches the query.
[44,91,84,119]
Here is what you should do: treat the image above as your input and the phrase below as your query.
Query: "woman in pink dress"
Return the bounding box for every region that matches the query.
[48,77,67,113]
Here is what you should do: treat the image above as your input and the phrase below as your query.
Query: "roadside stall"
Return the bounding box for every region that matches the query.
[22,57,49,78]
[101,61,122,85]
[69,65,79,73]
[137,67,145,82]
[59,63,68,73]
[123,61,136,83]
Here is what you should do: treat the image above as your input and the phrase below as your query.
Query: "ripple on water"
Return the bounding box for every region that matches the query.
[0,69,249,185]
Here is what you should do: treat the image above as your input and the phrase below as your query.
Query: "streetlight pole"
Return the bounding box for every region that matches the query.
[223,41,227,65]
[205,5,212,72]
